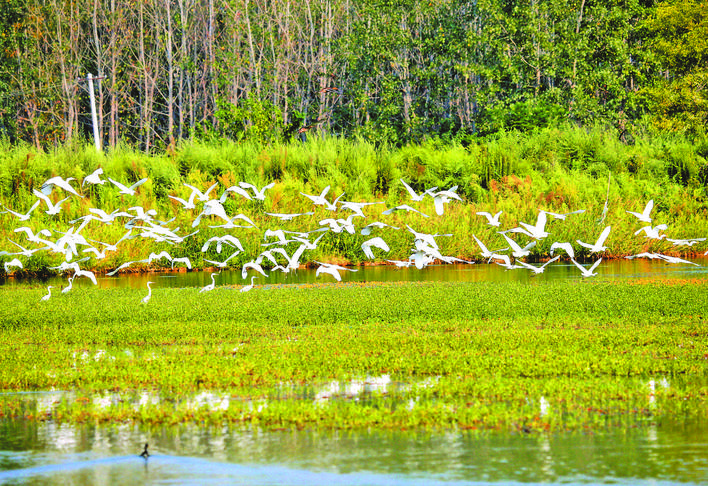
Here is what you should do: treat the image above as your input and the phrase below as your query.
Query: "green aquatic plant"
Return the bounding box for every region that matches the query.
[0,280,706,431]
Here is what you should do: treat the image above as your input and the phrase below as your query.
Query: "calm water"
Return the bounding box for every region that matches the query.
[2,258,708,290]
[0,420,707,485]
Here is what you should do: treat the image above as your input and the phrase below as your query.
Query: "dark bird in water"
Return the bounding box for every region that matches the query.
[140,443,149,459]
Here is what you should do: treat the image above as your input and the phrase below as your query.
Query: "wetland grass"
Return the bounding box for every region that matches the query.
[1,280,707,432]
[2,133,708,278]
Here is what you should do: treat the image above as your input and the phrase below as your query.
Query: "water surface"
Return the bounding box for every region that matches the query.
[2,258,707,290]
[0,420,707,485]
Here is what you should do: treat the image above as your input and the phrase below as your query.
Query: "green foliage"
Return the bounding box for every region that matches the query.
[481,99,566,134]
[642,0,708,136]
[215,97,284,143]
[0,281,706,429]
[647,0,708,73]
[0,0,699,146]
[663,140,706,186]
[176,140,235,178]
[0,0,26,139]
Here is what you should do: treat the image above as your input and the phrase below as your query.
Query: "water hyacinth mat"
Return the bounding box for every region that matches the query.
[0,280,706,431]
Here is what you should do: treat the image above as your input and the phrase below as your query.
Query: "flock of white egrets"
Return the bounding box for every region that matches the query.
[1,169,705,303]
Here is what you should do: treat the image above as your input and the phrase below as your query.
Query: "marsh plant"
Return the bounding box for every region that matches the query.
[0,280,706,431]
[1,130,708,277]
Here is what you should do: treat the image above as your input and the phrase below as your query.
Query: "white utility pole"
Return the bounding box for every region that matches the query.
[87,73,101,152]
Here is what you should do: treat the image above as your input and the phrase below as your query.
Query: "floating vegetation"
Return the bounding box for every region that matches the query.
[1,280,707,431]
[0,374,705,433]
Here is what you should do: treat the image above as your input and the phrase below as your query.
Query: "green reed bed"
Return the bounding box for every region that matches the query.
[1,132,708,277]
[1,280,707,431]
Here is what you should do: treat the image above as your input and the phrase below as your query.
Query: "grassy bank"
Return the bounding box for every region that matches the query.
[1,280,706,431]
[1,128,708,276]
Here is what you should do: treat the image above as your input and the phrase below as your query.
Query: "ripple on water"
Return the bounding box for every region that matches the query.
[0,421,707,485]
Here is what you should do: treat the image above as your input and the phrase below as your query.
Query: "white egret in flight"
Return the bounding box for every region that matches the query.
[319,215,359,234]
[475,211,503,227]
[171,257,192,270]
[543,209,586,221]
[7,239,48,257]
[265,212,314,221]
[270,245,308,272]
[146,251,172,265]
[184,182,219,202]
[40,176,83,197]
[570,258,603,278]
[625,252,664,260]
[666,237,705,247]
[14,226,52,243]
[32,189,70,216]
[473,234,508,260]
[241,261,268,279]
[4,258,23,274]
[512,211,550,240]
[501,233,536,259]
[382,205,429,218]
[386,259,413,268]
[430,187,462,215]
[238,181,275,201]
[635,224,668,240]
[489,254,519,270]
[89,229,133,254]
[204,251,240,269]
[361,222,399,236]
[168,191,199,210]
[73,269,98,285]
[300,185,331,206]
[653,253,700,266]
[549,242,575,260]
[201,235,244,254]
[406,225,451,250]
[2,200,41,221]
[301,186,345,210]
[219,185,252,203]
[106,259,147,277]
[82,168,106,188]
[291,232,326,250]
[339,200,385,218]
[361,237,390,260]
[400,179,437,202]
[576,226,611,254]
[626,199,654,223]
[315,262,358,282]
[516,255,560,274]
[107,177,148,196]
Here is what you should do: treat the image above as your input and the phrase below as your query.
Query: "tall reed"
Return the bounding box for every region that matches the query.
[1,127,707,275]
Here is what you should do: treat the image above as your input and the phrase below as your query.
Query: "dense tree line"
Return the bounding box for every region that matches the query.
[0,0,705,150]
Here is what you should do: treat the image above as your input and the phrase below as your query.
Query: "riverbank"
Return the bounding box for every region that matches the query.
[1,132,707,277]
[1,280,706,431]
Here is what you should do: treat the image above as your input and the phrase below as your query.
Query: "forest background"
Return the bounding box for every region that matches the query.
[0,0,706,150]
